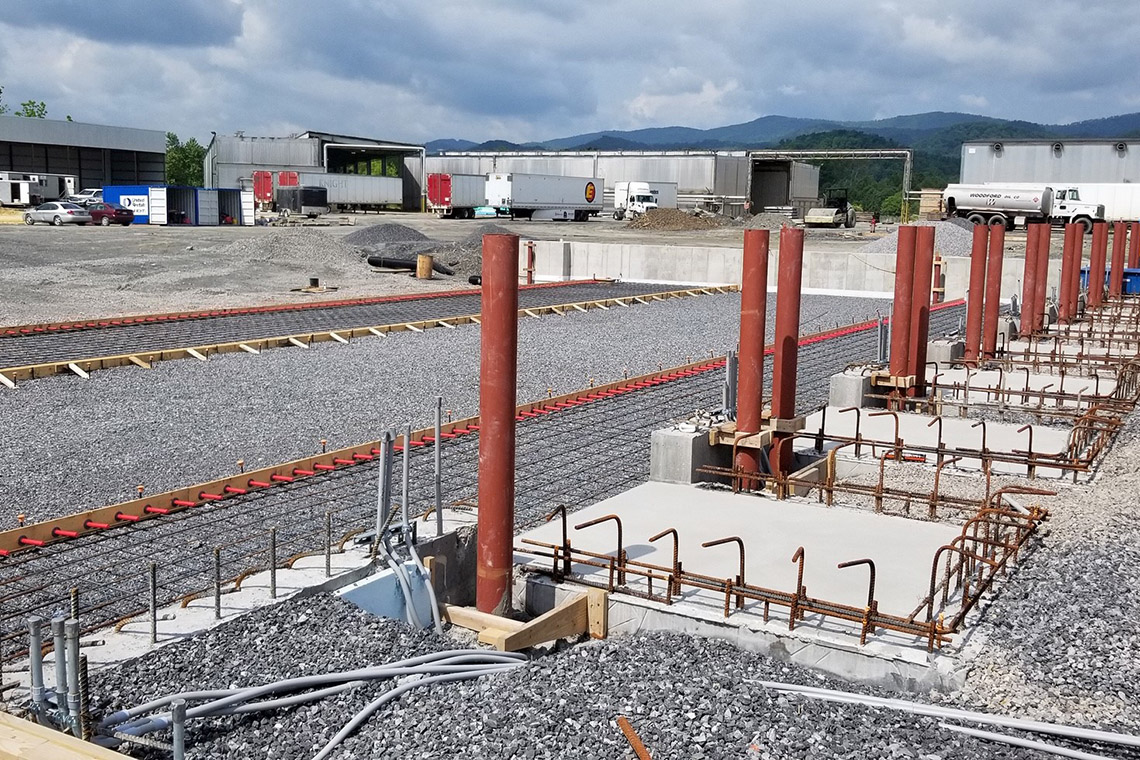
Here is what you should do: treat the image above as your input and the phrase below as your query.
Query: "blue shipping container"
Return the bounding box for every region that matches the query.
[102,185,152,224]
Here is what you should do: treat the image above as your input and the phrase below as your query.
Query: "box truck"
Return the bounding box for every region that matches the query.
[612,180,678,220]
[427,173,486,218]
[943,184,1104,231]
[485,173,602,221]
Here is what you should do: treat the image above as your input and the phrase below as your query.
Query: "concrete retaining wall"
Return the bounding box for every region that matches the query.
[518,239,1062,302]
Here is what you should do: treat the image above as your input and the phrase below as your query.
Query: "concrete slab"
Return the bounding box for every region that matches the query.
[515,481,959,624]
[930,367,1116,405]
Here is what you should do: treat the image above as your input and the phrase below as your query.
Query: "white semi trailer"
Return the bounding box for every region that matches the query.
[612,181,678,220]
[296,172,402,211]
[485,173,602,221]
[943,184,1104,231]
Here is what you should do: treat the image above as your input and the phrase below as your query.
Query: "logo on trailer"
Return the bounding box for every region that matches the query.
[584,182,596,203]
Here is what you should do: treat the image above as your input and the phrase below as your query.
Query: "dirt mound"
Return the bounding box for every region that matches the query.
[342,223,429,246]
[746,213,798,231]
[213,228,362,268]
[628,208,728,231]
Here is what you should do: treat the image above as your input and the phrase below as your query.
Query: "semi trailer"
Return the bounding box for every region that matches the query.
[426,172,486,218]
[485,172,602,221]
[252,170,402,212]
[612,181,678,220]
[943,184,1104,231]
[275,185,329,218]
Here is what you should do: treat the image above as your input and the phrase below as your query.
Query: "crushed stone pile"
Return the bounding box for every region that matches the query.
[211,228,364,269]
[746,212,798,231]
[628,208,730,231]
[859,220,976,257]
[341,223,429,247]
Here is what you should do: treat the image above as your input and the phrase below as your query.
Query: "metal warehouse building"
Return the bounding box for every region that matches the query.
[0,115,165,187]
[960,139,1140,184]
[203,131,425,210]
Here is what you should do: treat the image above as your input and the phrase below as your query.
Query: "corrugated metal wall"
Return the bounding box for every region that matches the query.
[960,141,1140,184]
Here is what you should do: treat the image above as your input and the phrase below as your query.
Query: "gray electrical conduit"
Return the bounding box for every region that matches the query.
[401,422,444,635]
[101,651,523,733]
[375,431,425,630]
[311,664,523,760]
[940,723,1118,760]
[757,681,1140,748]
[381,530,427,630]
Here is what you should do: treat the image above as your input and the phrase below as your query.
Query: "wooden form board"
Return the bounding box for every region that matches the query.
[0,713,126,760]
[444,588,608,652]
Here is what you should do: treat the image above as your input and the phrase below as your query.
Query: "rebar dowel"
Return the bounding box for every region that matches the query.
[214,547,222,620]
[78,654,91,741]
[148,562,157,645]
[402,423,412,529]
[69,587,79,624]
[376,431,393,548]
[51,616,68,718]
[269,527,278,599]
[325,511,333,578]
[28,617,44,713]
[171,697,187,760]
[434,396,444,537]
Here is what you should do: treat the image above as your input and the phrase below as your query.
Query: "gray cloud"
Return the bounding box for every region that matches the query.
[0,0,1135,144]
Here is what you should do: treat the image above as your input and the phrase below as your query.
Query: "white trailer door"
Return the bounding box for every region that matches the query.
[240,190,255,225]
[197,189,219,226]
[148,187,168,225]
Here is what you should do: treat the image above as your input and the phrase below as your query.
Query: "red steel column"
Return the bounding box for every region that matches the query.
[963,225,988,365]
[1058,224,1076,323]
[769,227,803,480]
[1068,224,1085,319]
[1109,221,1127,298]
[476,233,519,614]
[1021,224,1040,337]
[1129,222,1140,269]
[907,226,935,397]
[889,226,917,377]
[1033,224,1051,333]
[1088,222,1108,307]
[981,224,1005,359]
[734,229,769,481]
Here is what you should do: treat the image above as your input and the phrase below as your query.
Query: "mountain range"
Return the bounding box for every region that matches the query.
[426,111,1140,157]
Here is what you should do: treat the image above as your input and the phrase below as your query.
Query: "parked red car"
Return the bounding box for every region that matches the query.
[86,202,135,226]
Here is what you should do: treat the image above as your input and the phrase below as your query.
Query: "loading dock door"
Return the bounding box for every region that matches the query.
[148,187,168,225]
[751,161,793,210]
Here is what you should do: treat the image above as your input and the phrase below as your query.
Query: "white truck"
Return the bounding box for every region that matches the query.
[485,172,602,221]
[985,182,1140,223]
[943,183,1105,231]
[612,180,678,220]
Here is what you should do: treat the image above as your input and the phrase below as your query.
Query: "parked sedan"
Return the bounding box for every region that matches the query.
[87,201,135,226]
[23,202,92,226]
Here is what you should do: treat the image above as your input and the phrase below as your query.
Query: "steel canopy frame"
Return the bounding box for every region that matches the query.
[745,149,915,222]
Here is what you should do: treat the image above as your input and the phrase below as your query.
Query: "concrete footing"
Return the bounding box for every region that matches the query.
[649,425,730,484]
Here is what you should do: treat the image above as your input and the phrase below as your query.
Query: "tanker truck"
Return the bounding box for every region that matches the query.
[942,184,1104,231]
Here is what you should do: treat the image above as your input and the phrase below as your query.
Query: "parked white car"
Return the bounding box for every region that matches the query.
[67,188,103,206]
[23,202,92,225]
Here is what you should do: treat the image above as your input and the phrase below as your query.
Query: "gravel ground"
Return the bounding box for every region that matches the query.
[91,593,1053,760]
[0,293,892,523]
[860,220,978,257]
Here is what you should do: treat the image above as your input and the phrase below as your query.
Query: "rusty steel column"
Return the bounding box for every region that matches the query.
[1129,222,1140,269]
[769,227,804,480]
[981,224,1005,360]
[1110,221,1127,298]
[1068,224,1085,320]
[1021,224,1040,338]
[1088,222,1108,307]
[907,226,935,397]
[963,225,988,366]
[1033,224,1051,333]
[889,226,917,377]
[734,229,769,483]
[1058,224,1076,323]
[476,233,519,615]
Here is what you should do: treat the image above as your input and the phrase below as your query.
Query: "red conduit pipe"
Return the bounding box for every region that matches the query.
[1021,224,1040,337]
[770,227,804,480]
[1058,224,1076,324]
[889,226,917,377]
[963,225,988,366]
[907,226,935,397]
[476,232,519,615]
[1089,222,1108,307]
[1068,224,1085,320]
[734,229,770,484]
[981,224,1006,360]
[1110,222,1128,298]
[1033,224,1051,333]
[1129,222,1140,269]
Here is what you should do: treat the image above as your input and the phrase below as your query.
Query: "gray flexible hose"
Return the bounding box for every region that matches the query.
[940,723,1116,760]
[381,529,426,629]
[311,663,523,760]
[210,681,367,716]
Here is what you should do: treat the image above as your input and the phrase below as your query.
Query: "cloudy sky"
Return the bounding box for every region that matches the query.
[1,0,1135,144]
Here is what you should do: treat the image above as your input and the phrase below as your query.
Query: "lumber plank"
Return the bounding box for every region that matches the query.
[441,604,525,634]
[486,594,588,652]
[0,712,126,759]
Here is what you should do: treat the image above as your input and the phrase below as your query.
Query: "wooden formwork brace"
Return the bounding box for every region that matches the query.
[441,587,608,652]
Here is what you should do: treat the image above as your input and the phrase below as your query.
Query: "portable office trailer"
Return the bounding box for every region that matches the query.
[0,172,34,206]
